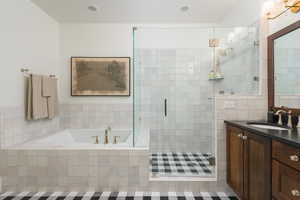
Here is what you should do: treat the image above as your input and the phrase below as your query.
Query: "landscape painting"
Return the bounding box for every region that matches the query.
[71,57,130,96]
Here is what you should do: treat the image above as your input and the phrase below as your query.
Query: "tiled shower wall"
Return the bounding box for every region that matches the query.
[135,48,215,153]
[0,107,60,148]
[214,26,260,95]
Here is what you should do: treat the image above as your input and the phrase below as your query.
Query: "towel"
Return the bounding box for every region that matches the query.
[45,77,59,119]
[26,75,59,120]
[26,76,32,120]
[42,76,52,97]
[26,74,48,120]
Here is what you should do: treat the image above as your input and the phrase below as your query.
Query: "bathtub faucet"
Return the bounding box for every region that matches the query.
[104,129,109,144]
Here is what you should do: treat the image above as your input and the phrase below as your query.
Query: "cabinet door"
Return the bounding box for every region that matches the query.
[273,160,300,200]
[227,126,244,198]
[244,131,271,200]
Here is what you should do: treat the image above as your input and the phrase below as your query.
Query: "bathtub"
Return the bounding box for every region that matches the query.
[9,129,149,149]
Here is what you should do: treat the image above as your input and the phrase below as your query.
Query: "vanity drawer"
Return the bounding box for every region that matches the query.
[273,160,300,200]
[273,141,300,171]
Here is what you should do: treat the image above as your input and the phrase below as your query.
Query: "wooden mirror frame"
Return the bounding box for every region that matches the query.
[268,20,300,115]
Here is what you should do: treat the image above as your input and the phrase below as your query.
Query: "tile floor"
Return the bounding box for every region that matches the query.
[150,153,215,177]
[0,192,238,200]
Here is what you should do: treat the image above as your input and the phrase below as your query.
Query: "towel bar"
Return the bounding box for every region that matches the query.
[21,68,56,77]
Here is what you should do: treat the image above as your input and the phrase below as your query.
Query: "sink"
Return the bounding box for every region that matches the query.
[249,124,289,131]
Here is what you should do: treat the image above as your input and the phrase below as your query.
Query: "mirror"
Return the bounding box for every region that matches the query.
[268,20,300,113]
[274,28,300,108]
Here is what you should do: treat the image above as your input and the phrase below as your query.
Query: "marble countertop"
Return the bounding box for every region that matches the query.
[225,120,300,148]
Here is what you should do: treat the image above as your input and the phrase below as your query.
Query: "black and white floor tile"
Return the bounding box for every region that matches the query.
[150,153,215,177]
[0,192,238,200]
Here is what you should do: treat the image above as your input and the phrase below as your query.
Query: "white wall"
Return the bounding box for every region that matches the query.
[269,11,300,34]
[221,0,299,35]
[59,23,133,103]
[220,0,265,26]
[0,0,59,107]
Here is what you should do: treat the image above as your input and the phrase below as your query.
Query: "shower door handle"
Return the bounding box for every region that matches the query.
[164,99,167,117]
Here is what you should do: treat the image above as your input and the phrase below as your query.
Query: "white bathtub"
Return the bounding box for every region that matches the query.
[10,129,149,149]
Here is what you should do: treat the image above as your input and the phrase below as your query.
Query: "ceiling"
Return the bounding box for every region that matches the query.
[31,0,239,23]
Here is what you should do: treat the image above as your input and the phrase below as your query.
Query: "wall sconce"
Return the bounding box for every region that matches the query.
[263,0,300,20]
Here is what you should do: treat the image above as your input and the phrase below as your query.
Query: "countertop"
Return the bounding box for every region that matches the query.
[225,120,300,148]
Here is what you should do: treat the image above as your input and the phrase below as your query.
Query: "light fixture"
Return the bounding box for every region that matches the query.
[263,0,300,20]
[88,5,98,12]
[286,0,300,12]
[262,0,276,17]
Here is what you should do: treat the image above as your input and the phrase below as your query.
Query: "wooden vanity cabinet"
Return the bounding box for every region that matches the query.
[227,126,244,197]
[227,125,271,200]
[272,141,300,200]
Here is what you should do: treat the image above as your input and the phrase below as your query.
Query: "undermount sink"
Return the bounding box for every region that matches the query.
[249,124,289,131]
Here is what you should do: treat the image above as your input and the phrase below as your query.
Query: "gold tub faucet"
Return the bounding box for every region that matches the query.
[104,129,109,144]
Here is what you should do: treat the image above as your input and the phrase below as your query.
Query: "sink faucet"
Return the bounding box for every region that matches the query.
[104,129,109,144]
[275,110,286,115]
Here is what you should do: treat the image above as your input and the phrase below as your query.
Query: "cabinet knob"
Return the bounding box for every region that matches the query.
[237,134,243,138]
[291,189,300,196]
[290,155,299,162]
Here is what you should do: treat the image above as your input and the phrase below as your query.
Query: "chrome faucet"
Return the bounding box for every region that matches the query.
[275,109,287,115]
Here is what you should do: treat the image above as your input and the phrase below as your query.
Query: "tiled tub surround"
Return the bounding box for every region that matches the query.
[0,149,232,192]
[10,129,136,149]
[0,149,148,192]
[0,97,267,192]
[0,106,60,148]
[59,104,133,130]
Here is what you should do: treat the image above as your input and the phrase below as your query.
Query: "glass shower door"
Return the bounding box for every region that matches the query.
[134,27,216,178]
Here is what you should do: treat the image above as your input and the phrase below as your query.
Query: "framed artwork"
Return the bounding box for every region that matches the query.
[71,57,130,96]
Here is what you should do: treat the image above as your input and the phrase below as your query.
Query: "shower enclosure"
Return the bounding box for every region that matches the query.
[133,25,259,178]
